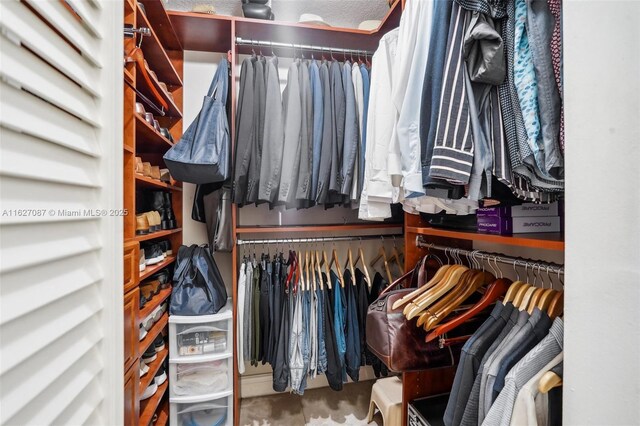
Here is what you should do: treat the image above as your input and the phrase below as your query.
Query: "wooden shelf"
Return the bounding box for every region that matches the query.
[138,0,182,51]
[135,114,174,153]
[136,229,182,243]
[137,3,183,86]
[139,286,172,321]
[139,348,168,394]
[136,175,183,192]
[139,380,168,426]
[235,223,403,234]
[135,66,183,119]
[124,67,134,84]
[168,0,402,54]
[406,226,565,251]
[140,255,177,280]
[155,397,169,426]
[139,312,169,358]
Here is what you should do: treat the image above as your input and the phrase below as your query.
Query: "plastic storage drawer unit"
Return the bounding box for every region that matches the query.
[171,356,232,398]
[170,394,232,426]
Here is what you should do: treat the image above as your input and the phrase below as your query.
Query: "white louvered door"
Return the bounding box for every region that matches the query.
[0,1,123,425]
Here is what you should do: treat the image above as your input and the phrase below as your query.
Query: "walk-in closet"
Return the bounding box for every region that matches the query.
[0,1,638,426]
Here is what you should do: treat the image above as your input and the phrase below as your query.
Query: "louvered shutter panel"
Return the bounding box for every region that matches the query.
[0,1,123,425]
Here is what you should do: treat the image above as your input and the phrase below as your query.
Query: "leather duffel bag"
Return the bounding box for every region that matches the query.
[366,257,464,372]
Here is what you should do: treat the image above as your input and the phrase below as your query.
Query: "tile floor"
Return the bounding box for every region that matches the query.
[239,380,384,426]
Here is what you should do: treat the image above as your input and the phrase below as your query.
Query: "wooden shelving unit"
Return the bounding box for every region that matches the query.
[236,223,402,234]
[123,0,183,424]
[140,348,169,393]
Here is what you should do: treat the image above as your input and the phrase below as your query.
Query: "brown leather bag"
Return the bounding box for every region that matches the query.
[365,256,464,372]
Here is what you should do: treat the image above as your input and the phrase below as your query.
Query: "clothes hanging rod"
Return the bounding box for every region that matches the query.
[235,37,374,56]
[236,234,403,246]
[415,236,565,275]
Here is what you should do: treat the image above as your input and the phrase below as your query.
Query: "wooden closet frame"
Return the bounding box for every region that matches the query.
[123,0,184,424]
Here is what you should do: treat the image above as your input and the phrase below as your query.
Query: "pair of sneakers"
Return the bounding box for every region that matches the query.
[139,301,169,340]
[140,343,168,400]
[142,240,171,266]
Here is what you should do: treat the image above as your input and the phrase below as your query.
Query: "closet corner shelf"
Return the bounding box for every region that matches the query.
[136,3,183,86]
[138,0,182,51]
[235,223,403,234]
[136,175,183,192]
[140,255,178,280]
[405,226,565,251]
[139,287,172,321]
[139,312,169,359]
[136,229,182,243]
[135,114,175,152]
[139,348,169,394]
[139,380,168,426]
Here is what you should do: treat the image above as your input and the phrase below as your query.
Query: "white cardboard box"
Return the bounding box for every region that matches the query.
[512,216,561,233]
[510,202,559,217]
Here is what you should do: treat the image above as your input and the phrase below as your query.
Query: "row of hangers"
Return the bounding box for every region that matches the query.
[245,39,373,67]
[391,247,564,343]
[239,236,404,292]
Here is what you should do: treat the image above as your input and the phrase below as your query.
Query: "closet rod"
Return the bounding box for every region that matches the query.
[235,37,374,56]
[237,234,403,246]
[415,236,565,275]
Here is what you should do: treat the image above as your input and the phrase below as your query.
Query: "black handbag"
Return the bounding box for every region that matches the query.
[170,245,228,316]
[164,58,230,184]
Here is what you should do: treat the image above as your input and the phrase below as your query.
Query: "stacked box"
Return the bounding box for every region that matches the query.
[476,202,561,235]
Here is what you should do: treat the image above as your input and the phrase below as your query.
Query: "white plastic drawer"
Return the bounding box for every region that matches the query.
[170,396,231,426]
[169,321,231,361]
[170,357,232,399]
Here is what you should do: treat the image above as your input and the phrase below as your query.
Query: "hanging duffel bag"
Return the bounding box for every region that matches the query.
[164,58,230,184]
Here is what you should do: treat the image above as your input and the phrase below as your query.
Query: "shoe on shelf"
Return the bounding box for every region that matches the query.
[151,305,163,323]
[139,324,148,341]
[135,102,147,116]
[144,112,155,127]
[143,243,164,266]
[136,214,150,235]
[151,166,161,181]
[144,211,159,233]
[140,360,150,377]
[139,292,148,309]
[157,240,171,257]
[159,128,174,143]
[152,211,162,233]
[159,169,172,183]
[150,268,171,286]
[139,249,146,272]
[154,335,165,352]
[162,192,177,230]
[142,162,153,178]
[135,157,144,175]
[141,312,154,332]
[140,382,158,400]
[140,281,155,302]
[153,119,162,133]
[160,300,169,313]
[142,346,157,363]
[154,365,167,386]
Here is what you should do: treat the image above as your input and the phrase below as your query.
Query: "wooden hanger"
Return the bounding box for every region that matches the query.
[503,281,525,303]
[389,237,405,275]
[354,244,372,289]
[425,271,496,331]
[547,291,564,318]
[536,288,556,312]
[298,250,306,291]
[416,269,474,327]
[320,247,332,289]
[538,371,562,393]
[392,259,450,310]
[329,244,344,288]
[370,238,393,284]
[512,283,532,308]
[405,264,469,320]
[315,250,325,290]
[519,285,538,311]
[125,47,168,111]
[344,245,356,285]
[425,278,512,342]
[403,264,459,317]
[309,249,317,291]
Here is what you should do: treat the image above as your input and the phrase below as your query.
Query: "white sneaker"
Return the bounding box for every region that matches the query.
[140,361,150,377]
[140,382,158,400]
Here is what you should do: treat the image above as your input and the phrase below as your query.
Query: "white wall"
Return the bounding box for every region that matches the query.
[564,2,640,424]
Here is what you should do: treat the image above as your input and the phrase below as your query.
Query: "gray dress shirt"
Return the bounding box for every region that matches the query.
[444,302,514,426]
[341,61,359,196]
[258,56,284,204]
[482,318,564,426]
[278,61,302,203]
[295,61,313,206]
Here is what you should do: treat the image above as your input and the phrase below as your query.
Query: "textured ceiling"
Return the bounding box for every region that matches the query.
[166,0,391,29]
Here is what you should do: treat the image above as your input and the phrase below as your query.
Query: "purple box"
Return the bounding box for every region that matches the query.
[477,206,511,217]
[477,216,513,235]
